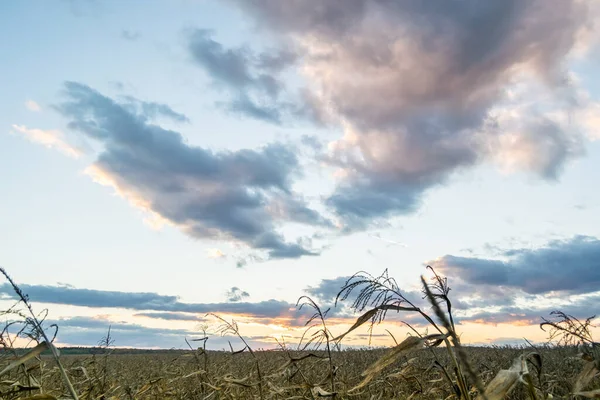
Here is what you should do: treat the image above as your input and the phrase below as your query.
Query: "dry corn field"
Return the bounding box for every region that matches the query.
[1,346,597,400]
[1,266,598,400]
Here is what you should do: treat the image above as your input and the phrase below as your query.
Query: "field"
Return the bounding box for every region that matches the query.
[1,346,598,399]
[1,267,598,399]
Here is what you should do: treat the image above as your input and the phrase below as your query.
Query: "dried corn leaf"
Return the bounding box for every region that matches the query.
[0,341,49,377]
[477,354,531,400]
[574,360,599,393]
[17,395,58,400]
[311,386,336,397]
[349,335,424,392]
[574,389,600,398]
[333,304,418,342]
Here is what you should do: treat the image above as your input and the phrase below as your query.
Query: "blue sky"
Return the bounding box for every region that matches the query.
[1,0,599,349]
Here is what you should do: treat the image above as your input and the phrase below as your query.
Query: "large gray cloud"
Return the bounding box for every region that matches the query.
[55,82,331,259]
[0,282,296,319]
[430,235,600,295]
[227,0,591,230]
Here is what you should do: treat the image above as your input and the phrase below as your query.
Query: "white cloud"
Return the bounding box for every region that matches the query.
[11,124,81,158]
[25,100,42,112]
[484,78,586,179]
[207,248,227,259]
[577,101,600,140]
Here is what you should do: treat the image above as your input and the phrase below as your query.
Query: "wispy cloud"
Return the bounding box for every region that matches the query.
[578,100,600,140]
[119,95,190,123]
[206,248,226,259]
[225,287,250,302]
[368,233,408,248]
[25,100,41,112]
[187,29,313,124]
[120,29,140,41]
[11,124,81,158]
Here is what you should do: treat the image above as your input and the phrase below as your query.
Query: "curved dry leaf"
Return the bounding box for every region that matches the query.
[223,376,258,387]
[349,335,424,392]
[574,389,600,398]
[387,357,417,380]
[477,354,532,400]
[311,386,336,397]
[0,341,49,377]
[574,361,599,393]
[526,352,542,375]
[333,304,418,342]
[478,369,520,400]
[363,336,424,377]
[332,308,379,342]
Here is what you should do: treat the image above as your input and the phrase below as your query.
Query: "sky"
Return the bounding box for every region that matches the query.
[1,0,600,350]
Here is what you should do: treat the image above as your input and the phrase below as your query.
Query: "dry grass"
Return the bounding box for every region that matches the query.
[0,265,598,399]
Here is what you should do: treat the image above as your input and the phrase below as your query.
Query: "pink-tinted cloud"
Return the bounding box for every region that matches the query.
[11,124,81,158]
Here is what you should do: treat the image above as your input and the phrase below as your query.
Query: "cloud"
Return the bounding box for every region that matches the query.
[187,29,304,124]
[304,274,424,315]
[300,262,600,329]
[49,317,196,348]
[485,81,585,180]
[11,124,81,158]
[430,235,600,295]
[228,0,595,230]
[120,95,190,123]
[206,248,226,259]
[305,276,354,304]
[40,316,268,349]
[134,312,206,322]
[121,30,140,41]
[575,93,600,141]
[0,282,297,320]
[457,292,600,326]
[491,121,582,180]
[25,100,42,112]
[368,232,408,247]
[300,135,324,152]
[226,287,250,302]
[223,94,282,124]
[447,280,524,312]
[53,81,329,259]
[188,29,270,91]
